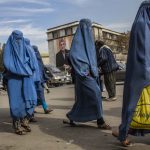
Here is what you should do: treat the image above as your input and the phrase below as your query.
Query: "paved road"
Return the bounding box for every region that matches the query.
[0,85,150,150]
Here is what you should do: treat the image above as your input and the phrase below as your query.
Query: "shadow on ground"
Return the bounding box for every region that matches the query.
[37,116,127,150]
[0,106,150,150]
[104,106,122,118]
[0,108,13,133]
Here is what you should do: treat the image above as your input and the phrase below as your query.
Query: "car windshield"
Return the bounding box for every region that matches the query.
[46,65,61,73]
[51,67,61,73]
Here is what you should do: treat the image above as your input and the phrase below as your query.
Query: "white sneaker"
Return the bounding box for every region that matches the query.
[105,97,117,101]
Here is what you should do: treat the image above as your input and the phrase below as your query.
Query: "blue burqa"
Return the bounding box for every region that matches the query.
[32,45,49,84]
[67,19,103,122]
[3,30,38,119]
[119,1,150,141]
[32,45,49,102]
[24,39,40,83]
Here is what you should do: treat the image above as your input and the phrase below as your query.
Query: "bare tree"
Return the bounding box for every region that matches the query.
[116,31,130,53]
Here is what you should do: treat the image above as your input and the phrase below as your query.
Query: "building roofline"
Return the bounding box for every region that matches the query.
[47,21,79,32]
[92,22,122,35]
[47,21,123,35]
[102,28,122,35]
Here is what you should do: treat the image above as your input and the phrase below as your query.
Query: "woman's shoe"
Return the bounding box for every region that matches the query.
[29,117,37,123]
[13,120,27,135]
[29,114,37,123]
[97,123,112,130]
[46,89,50,93]
[15,128,27,135]
[63,119,77,126]
[121,139,133,147]
[21,117,31,132]
[44,109,53,114]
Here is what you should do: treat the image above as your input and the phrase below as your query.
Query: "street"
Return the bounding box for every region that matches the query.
[0,84,150,150]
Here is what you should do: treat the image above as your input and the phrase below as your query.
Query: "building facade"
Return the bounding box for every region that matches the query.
[47,21,127,65]
[41,53,50,65]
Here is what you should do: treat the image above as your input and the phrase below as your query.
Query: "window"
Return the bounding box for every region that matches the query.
[53,31,58,39]
[59,29,65,37]
[112,35,117,40]
[65,28,72,36]
[94,27,99,40]
[107,33,111,39]
[48,33,53,40]
[99,29,103,37]
[103,32,107,39]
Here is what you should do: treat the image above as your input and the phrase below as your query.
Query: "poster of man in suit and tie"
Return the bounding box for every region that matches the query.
[56,39,70,71]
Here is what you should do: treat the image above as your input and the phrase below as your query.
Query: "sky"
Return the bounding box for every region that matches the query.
[0,0,144,52]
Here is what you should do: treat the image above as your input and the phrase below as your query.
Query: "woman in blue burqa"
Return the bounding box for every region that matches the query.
[3,30,38,135]
[63,19,111,129]
[112,1,150,146]
[32,45,53,114]
[24,38,40,122]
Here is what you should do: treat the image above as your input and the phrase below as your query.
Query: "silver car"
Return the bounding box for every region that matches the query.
[44,65,66,87]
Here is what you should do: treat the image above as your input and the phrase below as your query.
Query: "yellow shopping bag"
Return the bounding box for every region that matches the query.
[130,86,150,129]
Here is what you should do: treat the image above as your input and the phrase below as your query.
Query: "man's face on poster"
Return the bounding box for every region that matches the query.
[59,41,66,52]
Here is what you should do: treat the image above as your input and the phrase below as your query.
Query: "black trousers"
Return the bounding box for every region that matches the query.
[104,71,116,98]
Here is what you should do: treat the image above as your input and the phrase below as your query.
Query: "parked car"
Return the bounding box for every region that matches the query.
[0,72,4,90]
[116,62,126,82]
[44,65,68,87]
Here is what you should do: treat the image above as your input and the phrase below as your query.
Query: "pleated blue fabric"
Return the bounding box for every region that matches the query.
[3,31,38,119]
[67,19,103,122]
[32,45,49,109]
[119,1,150,141]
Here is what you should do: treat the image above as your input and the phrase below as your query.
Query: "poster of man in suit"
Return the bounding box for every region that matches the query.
[56,39,70,71]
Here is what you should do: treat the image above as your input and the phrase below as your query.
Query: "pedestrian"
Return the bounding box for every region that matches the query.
[63,19,111,129]
[95,40,119,101]
[24,38,40,122]
[95,41,106,99]
[32,45,53,114]
[112,1,150,146]
[3,30,38,135]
